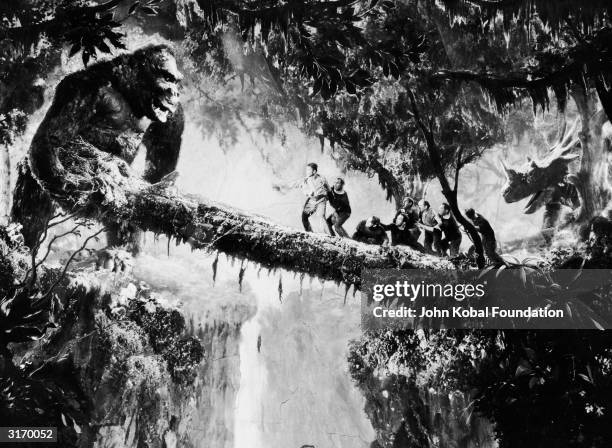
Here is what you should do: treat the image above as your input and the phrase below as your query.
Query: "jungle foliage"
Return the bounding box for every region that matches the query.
[2,2,612,446]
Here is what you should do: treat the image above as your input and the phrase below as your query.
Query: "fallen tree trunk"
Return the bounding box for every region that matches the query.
[20,141,452,287]
[108,186,452,287]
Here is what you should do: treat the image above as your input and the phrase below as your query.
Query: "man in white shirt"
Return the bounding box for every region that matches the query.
[299,163,330,233]
[273,162,331,234]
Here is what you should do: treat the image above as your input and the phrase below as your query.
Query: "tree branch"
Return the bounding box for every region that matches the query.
[0,0,126,41]
[406,90,450,193]
[432,38,612,120]
[42,227,107,298]
[454,146,464,193]
[406,90,485,267]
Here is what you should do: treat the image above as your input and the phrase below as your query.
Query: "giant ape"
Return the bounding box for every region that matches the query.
[12,45,184,251]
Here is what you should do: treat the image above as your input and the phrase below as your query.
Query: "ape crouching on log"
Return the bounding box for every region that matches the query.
[12,45,184,252]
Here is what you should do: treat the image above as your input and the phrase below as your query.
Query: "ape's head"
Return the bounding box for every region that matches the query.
[112,45,183,123]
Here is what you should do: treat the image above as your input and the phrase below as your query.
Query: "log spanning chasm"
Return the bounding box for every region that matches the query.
[83,180,454,288]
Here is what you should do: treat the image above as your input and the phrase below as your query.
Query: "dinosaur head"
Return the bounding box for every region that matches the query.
[500,155,579,213]
[502,154,579,197]
[500,120,581,213]
[502,154,579,214]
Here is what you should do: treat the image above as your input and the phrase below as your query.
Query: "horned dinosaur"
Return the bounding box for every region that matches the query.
[499,119,582,240]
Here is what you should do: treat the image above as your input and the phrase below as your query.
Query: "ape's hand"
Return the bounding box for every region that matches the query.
[158,171,179,185]
[145,171,180,196]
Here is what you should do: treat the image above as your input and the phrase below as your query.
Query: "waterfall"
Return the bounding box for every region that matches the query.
[132,244,376,448]
[234,303,266,448]
[233,272,375,448]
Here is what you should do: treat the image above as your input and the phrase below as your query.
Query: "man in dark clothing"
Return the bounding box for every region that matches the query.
[465,208,503,263]
[396,196,421,241]
[353,216,389,245]
[418,199,441,254]
[326,177,351,237]
[437,203,462,257]
[399,197,420,227]
[383,213,425,251]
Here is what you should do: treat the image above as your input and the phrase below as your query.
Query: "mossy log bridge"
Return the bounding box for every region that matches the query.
[107,187,452,287]
[27,146,452,287]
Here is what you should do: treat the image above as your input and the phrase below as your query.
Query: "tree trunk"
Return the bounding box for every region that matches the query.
[429,151,485,267]
[440,186,485,267]
[423,137,485,267]
[571,87,610,223]
[364,158,406,209]
[89,183,453,287]
[406,90,486,267]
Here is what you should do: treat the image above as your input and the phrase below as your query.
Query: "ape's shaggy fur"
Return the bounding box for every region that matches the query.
[12,45,184,249]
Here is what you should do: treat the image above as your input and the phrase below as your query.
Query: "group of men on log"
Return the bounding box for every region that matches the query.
[278,162,502,263]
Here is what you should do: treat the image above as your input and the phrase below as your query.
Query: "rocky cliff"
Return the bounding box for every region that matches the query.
[348,330,497,448]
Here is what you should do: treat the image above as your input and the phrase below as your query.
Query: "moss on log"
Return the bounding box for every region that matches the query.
[23,139,452,286]
[103,185,452,287]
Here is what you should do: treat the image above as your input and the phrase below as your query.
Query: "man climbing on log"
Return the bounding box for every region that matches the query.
[418,199,441,254]
[273,162,330,233]
[418,203,462,257]
[437,203,462,257]
[398,197,420,227]
[326,177,351,237]
[383,212,425,251]
[465,208,503,264]
[353,216,389,245]
[392,196,421,246]
[299,163,330,234]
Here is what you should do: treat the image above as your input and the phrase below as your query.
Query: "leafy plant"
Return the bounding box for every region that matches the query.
[0,290,54,356]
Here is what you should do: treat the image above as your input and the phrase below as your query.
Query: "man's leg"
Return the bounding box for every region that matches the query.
[407,235,426,252]
[483,236,502,263]
[333,212,350,238]
[302,211,313,231]
[449,237,461,257]
[310,200,330,234]
[302,198,314,232]
[326,214,336,236]
[439,237,450,255]
[423,230,433,252]
[433,230,443,255]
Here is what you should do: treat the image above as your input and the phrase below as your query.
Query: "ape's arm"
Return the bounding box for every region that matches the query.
[28,76,98,197]
[105,104,184,252]
[142,104,184,183]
